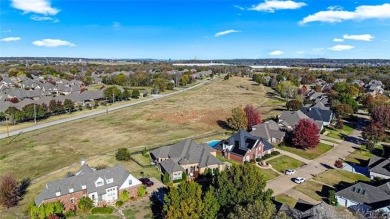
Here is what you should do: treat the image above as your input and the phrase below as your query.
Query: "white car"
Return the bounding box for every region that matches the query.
[285,169,296,175]
[294,177,305,184]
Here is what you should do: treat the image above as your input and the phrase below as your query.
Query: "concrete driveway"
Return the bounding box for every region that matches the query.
[146,177,165,194]
[266,125,364,203]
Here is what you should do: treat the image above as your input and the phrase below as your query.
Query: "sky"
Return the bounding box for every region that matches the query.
[0,0,390,59]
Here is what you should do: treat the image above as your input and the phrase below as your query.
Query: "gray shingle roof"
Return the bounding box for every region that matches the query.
[368,155,390,177]
[35,164,138,206]
[301,107,333,123]
[279,110,310,128]
[336,181,390,210]
[251,120,285,141]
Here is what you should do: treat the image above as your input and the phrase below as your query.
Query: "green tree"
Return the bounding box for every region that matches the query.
[328,190,337,206]
[213,164,273,216]
[252,74,264,85]
[162,172,170,184]
[286,99,303,111]
[227,107,248,130]
[115,148,131,161]
[78,197,93,212]
[153,77,168,92]
[119,190,130,202]
[179,74,190,86]
[104,86,122,102]
[114,73,128,86]
[201,187,219,219]
[277,81,297,99]
[132,89,140,99]
[227,200,275,219]
[138,185,147,197]
[63,99,75,112]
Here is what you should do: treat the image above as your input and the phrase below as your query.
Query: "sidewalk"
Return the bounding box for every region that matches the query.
[274,148,311,164]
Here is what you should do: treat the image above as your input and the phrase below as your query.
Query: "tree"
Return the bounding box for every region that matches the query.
[333,103,354,118]
[201,187,220,219]
[292,118,320,149]
[347,86,359,97]
[153,77,168,92]
[162,172,170,184]
[164,181,205,219]
[138,185,147,197]
[227,107,248,130]
[244,105,262,128]
[338,94,359,112]
[0,174,20,208]
[335,118,344,129]
[277,81,298,99]
[78,197,93,212]
[115,148,131,161]
[362,121,385,145]
[63,99,75,112]
[286,99,303,111]
[328,190,337,206]
[252,74,264,85]
[104,86,122,102]
[227,200,275,219]
[334,159,343,168]
[48,99,58,114]
[132,89,140,99]
[213,164,273,216]
[179,74,190,86]
[371,105,390,128]
[29,201,64,219]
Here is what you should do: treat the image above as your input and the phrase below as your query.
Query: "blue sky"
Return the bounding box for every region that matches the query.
[1,0,390,59]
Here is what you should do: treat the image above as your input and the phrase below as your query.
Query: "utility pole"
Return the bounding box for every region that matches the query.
[112,92,115,105]
[34,103,37,125]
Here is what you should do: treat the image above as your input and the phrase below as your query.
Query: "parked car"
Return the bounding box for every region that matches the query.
[139,178,154,187]
[285,169,296,175]
[294,177,305,184]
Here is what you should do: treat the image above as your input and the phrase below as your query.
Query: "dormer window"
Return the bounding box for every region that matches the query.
[69,188,74,193]
[82,185,86,189]
[106,178,113,184]
[95,177,104,187]
[55,191,61,196]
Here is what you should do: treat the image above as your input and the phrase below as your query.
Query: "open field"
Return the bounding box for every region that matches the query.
[0,77,285,216]
[275,143,333,160]
[268,155,305,173]
[314,169,370,188]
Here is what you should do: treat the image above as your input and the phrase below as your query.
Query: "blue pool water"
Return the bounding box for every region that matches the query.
[207,140,221,148]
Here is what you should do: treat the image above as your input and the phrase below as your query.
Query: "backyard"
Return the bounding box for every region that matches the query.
[294,180,332,202]
[275,143,333,160]
[313,169,370,188]
[0,76,286,217]
[325,124,354,140]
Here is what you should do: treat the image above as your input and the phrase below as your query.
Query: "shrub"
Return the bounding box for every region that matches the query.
[91,206,114,214]
[119,190,130,202]
[115,148,131,161]
[94,164,108,170]
[262,154,272,160]
[138,185,147,197]
[115,200,124,207]
[0,174,20,208]
[271,151,280,156]
[255,158,262,162]
[78,197,93,212]
[64,210,76,218]
[173,179,183,183]
[182,172,187,181]
[328,190,337,206]
[250,159,256,163]
[162,172,170,184]
[142,148,149,158]
[334,159,343,168]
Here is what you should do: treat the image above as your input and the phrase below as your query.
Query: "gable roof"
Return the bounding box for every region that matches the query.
[336,181,390,210]
[35,164,139,206]
[301,107,333,123]
[279,110,310,128]
[368,155,390,177]
[250,120,285,141]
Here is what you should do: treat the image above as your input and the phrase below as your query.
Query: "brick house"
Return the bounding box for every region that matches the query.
[35,161,141,210]
[214,130,274,163]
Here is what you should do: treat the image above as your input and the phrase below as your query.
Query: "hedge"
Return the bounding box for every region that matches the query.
[91,207,114,214]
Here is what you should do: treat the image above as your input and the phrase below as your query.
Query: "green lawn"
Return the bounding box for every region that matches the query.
[131,153,151,166]
[345,149,372,166]
[294,180,332,202]
[276,143,332,160]
[268,155,305,173]
[123,209,136,219]
[274,194,297,207]
[326,124,354,140]
[314,169,370,188]
[257,168,280,181]
[83,215,120,219]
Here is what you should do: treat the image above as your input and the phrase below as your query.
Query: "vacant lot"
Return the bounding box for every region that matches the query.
[0,77,285,216]
[268,155,305,173]
[276,143,333,160]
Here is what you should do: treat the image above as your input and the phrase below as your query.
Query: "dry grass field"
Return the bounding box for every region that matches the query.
[0,77,286,217]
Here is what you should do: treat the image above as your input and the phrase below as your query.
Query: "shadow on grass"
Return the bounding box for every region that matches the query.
[217,120,233,131]
[19,178,31,197]
[316,184,333,203]
[150,187,165,219]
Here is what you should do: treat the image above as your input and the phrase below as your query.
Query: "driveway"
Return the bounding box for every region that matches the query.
[267,125,364,199]
[146,177,165,194]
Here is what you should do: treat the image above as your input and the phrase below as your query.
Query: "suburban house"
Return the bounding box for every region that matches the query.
[365,80,385,96]
[336,181,390,214]
[250,120,285,144]
[300,106,333,126]
[150,139,224,181]
[278,110,323,132]
[214,130,274,163]
[368,155,390,179]
[35,162,141,210]
[275,200,342,219]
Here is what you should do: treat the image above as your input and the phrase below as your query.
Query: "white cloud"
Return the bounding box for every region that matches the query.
[328,44,354,51]
[333,38,344,42]
[11,0,59,15]
[1,37,21,42]
[300,3,390,24]
[269,50,284,55]
[343,34,374,41]
[31,15,59,22]
[234,5,245,10]
[32,39,75,47]
[214,29,240,37]
[250,0,306,12]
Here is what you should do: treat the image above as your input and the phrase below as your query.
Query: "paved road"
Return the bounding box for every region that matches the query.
[0,81,208,139]
[267,126,363,201]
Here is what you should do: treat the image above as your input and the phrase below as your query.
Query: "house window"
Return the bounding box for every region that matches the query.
[128,179,132,185]
[70,198,75,204]
[352,187,356,192]
[96,181,103,187]
[69,188,74,193]
[356,188,361,193]
[92,194,96,200]
[106,178,113,184]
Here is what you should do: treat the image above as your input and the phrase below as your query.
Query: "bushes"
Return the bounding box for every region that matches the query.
[138,185,147,197]
[91,206,114,214]
[328,190,337,206]
[115,148,131,161]
[271,151,280,156]
[255,158,262,162]
[162,172,170,184]
[115,200,124,207]
[256,151,281,162]
[334,159,343,168]
[119,190,130,202]
[78,197,93,212]
[262,154,272,160]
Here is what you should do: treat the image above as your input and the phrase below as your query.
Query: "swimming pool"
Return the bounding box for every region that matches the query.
[207,140,221,148]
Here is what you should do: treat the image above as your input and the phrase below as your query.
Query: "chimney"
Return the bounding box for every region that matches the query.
[81,158,86,166]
